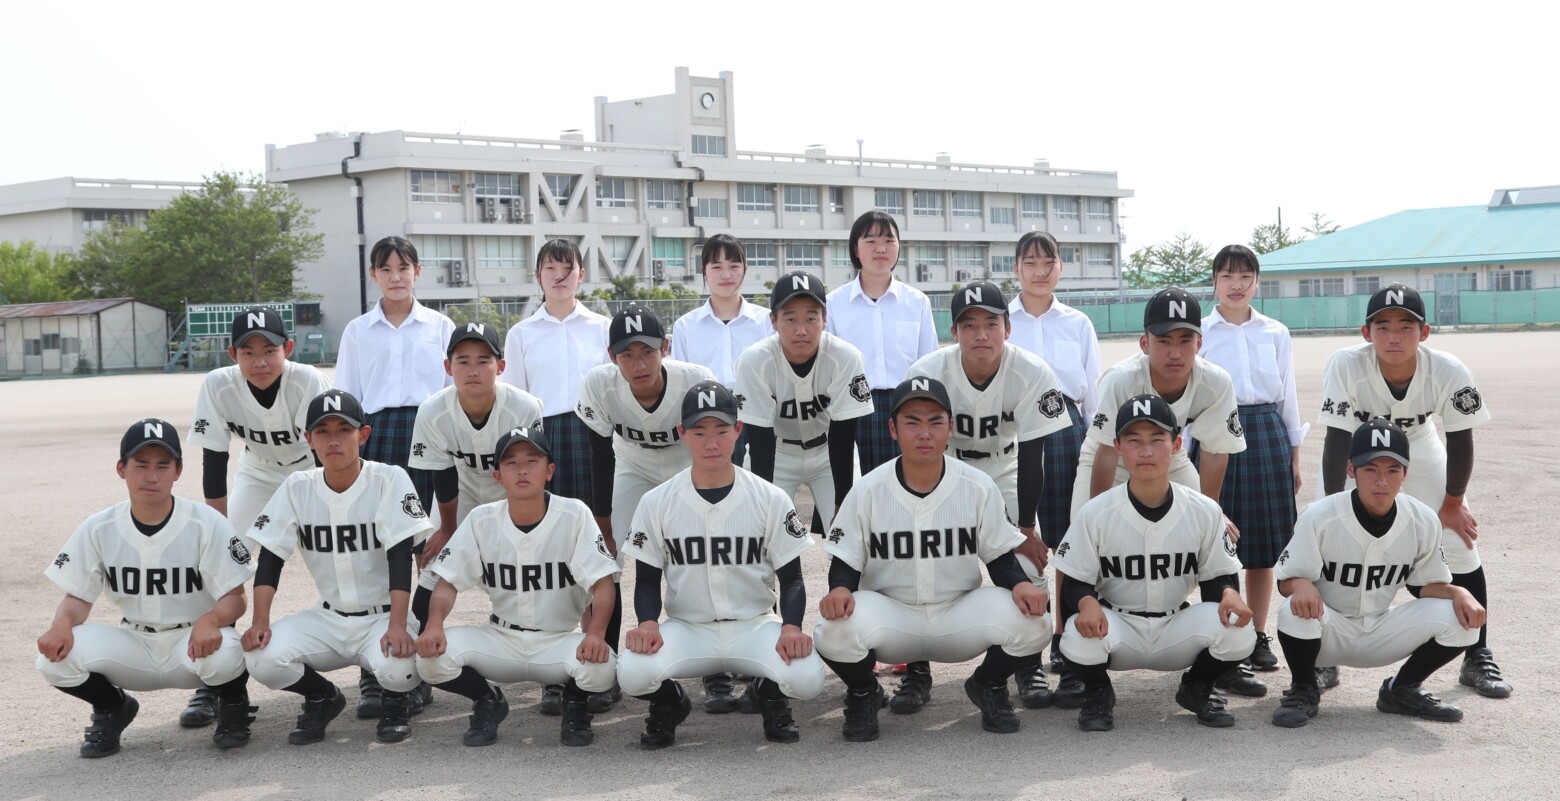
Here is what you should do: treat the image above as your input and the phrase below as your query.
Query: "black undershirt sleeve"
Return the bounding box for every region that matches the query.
[1199,573,1239,603]
[1445,429,1474,497]
[408,468,435,521]
[387,539,413,593]
[1322,427,1352,495]
[1060,575,1099,618]
[634,561,663,622]
[254,548,285,589]
[434,467,458,504]
[829,418,858,504]
[746,424,777,481]
[985,551,1030,590]
[1016,437,1044,528]
[588,431,615,517]
[776,558,806,627]
[828,556,862,592]
[202,448,229,500]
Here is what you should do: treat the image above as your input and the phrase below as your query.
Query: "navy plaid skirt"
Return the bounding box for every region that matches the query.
[544,412,594,503]
[1190,402,1296,569]
[1036,397,1086,548]
[364,406,419,468]
[857,390,898,478]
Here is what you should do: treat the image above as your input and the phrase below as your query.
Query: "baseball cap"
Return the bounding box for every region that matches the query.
[446,321,504,358]
[950,280,1008,323]
[770,270,828,312]
[306,389,366,431]
[681,380,740,428]
[1365,283,1426,323]
[1114,394,1180,438]
[1143,287,1202,336]
[889,376,953,417]
[120,418,183,463]
[230,306,288,348]
[1350,417,1411,468]
[609,304,667,355]
[493,424,552,463]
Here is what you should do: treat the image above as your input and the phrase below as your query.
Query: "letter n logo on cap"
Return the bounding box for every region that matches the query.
[512,426,529,439]
[247,312,266,330]
[323,394,342,412]
[964,287,982,305]
[1386,289,1405,307]
[466,322,485,335]
[1132,399,1152,417]
[911,378,929,392]
[1167,300,1187,319]
[143,422,164,439]
[625,315,643,334]
[1371,428,1391,448]
[791,275,809,290]
[698,389,716,409]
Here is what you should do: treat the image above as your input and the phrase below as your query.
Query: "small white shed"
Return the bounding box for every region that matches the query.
[0,298,168,375]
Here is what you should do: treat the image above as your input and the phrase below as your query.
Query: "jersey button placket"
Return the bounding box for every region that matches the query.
[1145,525,1163,612]
[706,505,730,614]
[914,501,934,605]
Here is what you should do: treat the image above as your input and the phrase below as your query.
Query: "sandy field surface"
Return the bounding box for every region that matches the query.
[1,331,1554,800]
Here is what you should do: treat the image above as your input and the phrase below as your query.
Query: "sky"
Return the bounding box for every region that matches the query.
[2,1,1550,255]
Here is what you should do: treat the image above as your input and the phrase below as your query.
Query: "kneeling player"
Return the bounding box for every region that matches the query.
[1271,418,1483,727]
[415,425,619,746]
[37,420,255,757]
[242,390,433,744]
[1054,395,1256,731]
[814,377,1051,741]
[618,381,824,748]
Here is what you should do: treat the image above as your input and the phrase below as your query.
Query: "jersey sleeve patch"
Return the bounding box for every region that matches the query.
[193,418,211,435]
[1091,413,1108,430]
[402,493,428,519]
[53,552,70,569]
[253,514,270,530]
[784,510,808,539]
[228,536,252,566]
[1451,386,1482,415]
[1039,389,1065,419]
[1226,410,1244,438]
[849,374,871,403]
[596,534,612,559]
[827,526,846,544]
[630,530,649,550]
[411,442,427,458]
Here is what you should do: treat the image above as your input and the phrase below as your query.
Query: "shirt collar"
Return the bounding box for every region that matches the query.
[531,301,592,324]
[847,276,903,304]
[1008,295,1067,320]
[368,297,430,328]
[1205,306,1263,328]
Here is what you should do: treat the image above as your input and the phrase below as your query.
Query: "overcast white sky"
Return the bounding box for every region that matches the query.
[2,1,1549,254]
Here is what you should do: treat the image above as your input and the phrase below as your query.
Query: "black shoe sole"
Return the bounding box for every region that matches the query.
[288,691,346,746]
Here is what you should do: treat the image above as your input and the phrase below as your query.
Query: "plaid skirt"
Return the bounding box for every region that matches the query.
[544,412,594,503]
[1190,402,1296,569]
[364,406,419,468]
[1036,397,1086,548]
[856,390,898,478]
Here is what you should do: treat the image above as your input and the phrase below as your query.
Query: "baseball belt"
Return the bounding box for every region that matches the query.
[322,602,392,617]
[489,614,542,632]
[955,442,1017,460]
[1099,599,1189,619]
[782,433,829,450]
[122,619,194,634]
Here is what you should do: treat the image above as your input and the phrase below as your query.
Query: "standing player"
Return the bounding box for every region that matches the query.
[1314,284,1509,698]
[814,377,1052,741]
[1271,418,1484,727]
[415,426,619,746]
[181,305,329,727]
[242,390,433,745]
[1195,245,1307,675]
[1053,395,1257,732]
[617,381,824,748]
[37,420,255,757]
[904,280,1070,711]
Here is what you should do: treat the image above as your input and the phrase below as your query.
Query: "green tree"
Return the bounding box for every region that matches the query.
[1123,233,1212,289]
[445,298,511,331]
[0,241,76,304]
[1303,212,1341,238]
[1249,223,1304,255]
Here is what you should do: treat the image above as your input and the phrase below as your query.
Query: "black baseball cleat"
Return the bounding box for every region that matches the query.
[211,695,256,750]
[289,685,346,745]
[1175,677,1234,728]
[407,682,432,717]
[587,684,622,713]
[1214,662,1268,697]
[463,688,509,747]
[1271,685,1321,728]
[1048,650,1066,676]
[736,680,760,714]
[703,673,739,714]
[889,668,932,715]
[356,671,383,719]
[80,694,139,759]
[639,684,692,750]
[759,697,801,744]
[179,686,218,728]
[1250,632,1280,671]
[539,683,564,716]
[1077,682,1115,732]
[1315,666,1341,691]
[964,676,1021,734]
[1459,648,1513,699]
[1052,671,1087,709]
[376,691,412,743]
[1376,678,1462,722]
[842,683,886,743]
[560,696,595,747]
[1016,662,1053,709]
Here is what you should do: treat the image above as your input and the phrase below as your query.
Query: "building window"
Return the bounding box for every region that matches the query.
[990,206,1015,226]
[411,235,463,285]
[475,236,526,270]
[42,333,62,350]
[81,209,148,233]
[1059,246,1080,265]
[831,245,852,269]
[783,186,820,213]
[1086,244,1114,269]
[602,236,635,269]
[596,178,633,208]
[875,189,905,215]
[1086,197,1113,221]
[829,187,845,214]
[473,173,522,200]
[1353,276,1380,296]
[692,135,727,156]
[1053,196,1080,220]
[746,241,778,268]
[912,190,944,217]
[991,255,1015,273]
[1299,277,1346,297]
[543,174,576,203]
[652,238,686,269]
[736,183,775,213]
[410,170,462,203]
[914,243,947,269]
[950,192,982,218]
[1260,279,1281,298]
[646,180,682,209]
[1492,269,1534,291]
[785,242,823,268]
[951,245,985,278]
[1020,195,1045,219]
[694,197,728,219]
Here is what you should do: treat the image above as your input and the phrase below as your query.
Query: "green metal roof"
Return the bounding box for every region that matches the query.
[1258,202,1560,274]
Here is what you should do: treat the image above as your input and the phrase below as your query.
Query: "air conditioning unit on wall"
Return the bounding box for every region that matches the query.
[478,197,498,223]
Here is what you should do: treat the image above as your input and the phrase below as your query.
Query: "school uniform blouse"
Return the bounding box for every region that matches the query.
[825,276,938,391]
[334,299,455,414]
[1200,307,1308,446]
[499,302,611,414]
[1006,296,1103,420]
[670,299,773,387]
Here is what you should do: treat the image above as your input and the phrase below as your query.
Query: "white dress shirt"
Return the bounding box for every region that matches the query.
[670,299,773,387]
[1200,306,1308,446]
[499,301,611,415]
[334,299,455,414]
[1006,295,1103,420]
[825,276,939,390]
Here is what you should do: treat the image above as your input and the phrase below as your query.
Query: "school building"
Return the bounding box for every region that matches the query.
[0,177,201,256]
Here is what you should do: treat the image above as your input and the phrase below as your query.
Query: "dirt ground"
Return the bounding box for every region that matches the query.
[1,331,1554,800]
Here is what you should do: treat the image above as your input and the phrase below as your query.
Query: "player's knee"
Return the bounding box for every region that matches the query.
[1275,598,1322,639]
[1210,620,1258,661]
[777,658,825,701]
[574,654,618,693]
[414,653,461,685]
[36,654,81,687]
[1058,626,1107,666]
[194,640,248,685]
[811,618,865,663]
[614,653,663,697]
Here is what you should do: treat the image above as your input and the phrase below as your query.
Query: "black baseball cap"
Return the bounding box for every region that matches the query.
[771,270,828,312]
[609,304,667,355]
[1144,287,1202,336]
[889,376,953,417]
[230,306,288,348]
[1365,283,1426,323]
[1114,394,1180,438]
[681,380,739,428]
[493,424,552,463]
[306,389,366,430]
[1350,417,1411,468]
[447,321,504,358]
[950,280,1008,323]
[120,418,183,463]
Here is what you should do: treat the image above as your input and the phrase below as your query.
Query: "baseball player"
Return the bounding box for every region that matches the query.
[1271,418,1484,727]
[1053,395,1256,732]
[414,425,619,746]
[617,381,824,748]
[37,420,255,757]
[181,306,330,727]
[576,304,716,711]
[241,390,434,745]
[901,280,1070,711]
[814,377,1052,742]
[1314,283,1509,698]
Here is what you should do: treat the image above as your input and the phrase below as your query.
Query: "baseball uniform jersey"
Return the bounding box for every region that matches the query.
[408,382,546,518]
